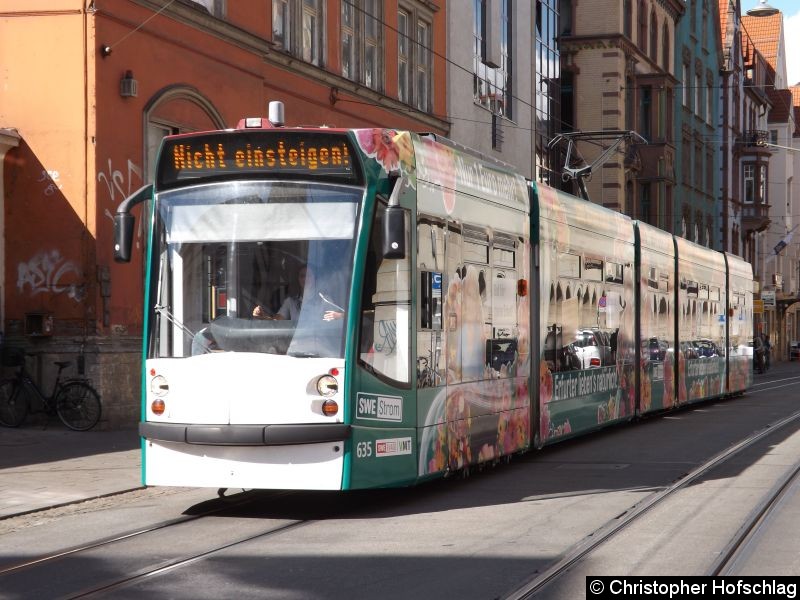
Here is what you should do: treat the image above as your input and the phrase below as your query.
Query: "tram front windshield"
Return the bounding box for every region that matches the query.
[150,180,360,359]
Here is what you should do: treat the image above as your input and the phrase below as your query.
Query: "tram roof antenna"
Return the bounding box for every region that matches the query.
[547,130,647,202]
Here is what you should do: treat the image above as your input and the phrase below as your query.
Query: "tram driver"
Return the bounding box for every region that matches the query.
[252,264,343,322]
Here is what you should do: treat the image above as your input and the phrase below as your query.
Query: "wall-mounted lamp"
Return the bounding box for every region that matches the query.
[120,71,138,98]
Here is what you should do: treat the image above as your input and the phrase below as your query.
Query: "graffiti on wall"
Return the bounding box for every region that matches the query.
[38,170,62,196]
[98,158,144,246]
[17,250,85,302]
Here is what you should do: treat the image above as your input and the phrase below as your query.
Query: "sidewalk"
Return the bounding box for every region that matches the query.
[0,425,141,519]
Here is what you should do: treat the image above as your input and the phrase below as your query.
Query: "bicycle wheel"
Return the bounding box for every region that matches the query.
[0,378,28,427]
[56,381,102,431]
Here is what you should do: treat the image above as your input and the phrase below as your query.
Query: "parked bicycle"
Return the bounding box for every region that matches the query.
[0,347,101,430]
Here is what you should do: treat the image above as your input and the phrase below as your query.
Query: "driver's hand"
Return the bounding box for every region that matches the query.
[253,305,273,320]
[323,310,343,321]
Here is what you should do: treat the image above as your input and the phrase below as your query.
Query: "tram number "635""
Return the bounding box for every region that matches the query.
[356,441,373,458]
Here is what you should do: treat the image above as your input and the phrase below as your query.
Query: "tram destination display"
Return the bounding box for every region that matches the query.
[157,130,358,189]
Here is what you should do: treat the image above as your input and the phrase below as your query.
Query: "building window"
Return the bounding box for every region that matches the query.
[695,72,702,115]
[272,0,324,67]
[706,150,713,194]
[707,82,713,123]
[682,136,691,184]
[342,0,382,91]
[399,5,433,112]
[398,10,410,104]
[535,0,561,183]
[191,0,225,18]
[702,0,708,47]
[662,23,670,71]
[682,63,689,106]
[694,143,702,188]
[626,180,634,215]
[561,71,575,132]
[650,11,658,62]
[416,18,432,112]
[474,0,512,118]
[744,163,755,203]
[665,185,673,233]
[626,76,635,131]
[666,86,674,140]
[640,183,655,226]
[694,211,702,244]
[147,123,179,181]
[624,0,632,38]
[638,0,647,53]
[682,206,690,238]
[640,85,652,140]
[770,129,778,145]
[759,164,767,204]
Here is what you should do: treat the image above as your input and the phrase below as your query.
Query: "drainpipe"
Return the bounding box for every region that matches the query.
[83,0,93,362]
[0,130,21,332]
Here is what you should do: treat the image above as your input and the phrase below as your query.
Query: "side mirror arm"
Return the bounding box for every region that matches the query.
[113,184,153,263]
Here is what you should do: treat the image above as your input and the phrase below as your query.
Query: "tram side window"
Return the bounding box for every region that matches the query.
[488,232,519,378]
[417,218,445,388]
[460,225,491,383]
[359,202,411,385]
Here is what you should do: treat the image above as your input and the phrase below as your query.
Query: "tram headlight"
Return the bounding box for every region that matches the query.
[316,374,338,396]
[150,374,169,396]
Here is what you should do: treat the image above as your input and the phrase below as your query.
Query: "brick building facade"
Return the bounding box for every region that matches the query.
[0,0,447,426]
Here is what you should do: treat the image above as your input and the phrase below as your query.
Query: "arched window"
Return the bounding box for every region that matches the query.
[638,0,648,52]
[650,11,658,62]
[623,0,632,38]
[143,86,225,182]
[662,23,670,71]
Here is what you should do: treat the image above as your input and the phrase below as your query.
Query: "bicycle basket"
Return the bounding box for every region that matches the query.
[0,346,24,367]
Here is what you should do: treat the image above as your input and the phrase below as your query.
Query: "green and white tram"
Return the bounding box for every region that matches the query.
[114,106,753,491]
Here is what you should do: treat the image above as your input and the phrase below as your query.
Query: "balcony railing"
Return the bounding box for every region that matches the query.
[739,130,769,148]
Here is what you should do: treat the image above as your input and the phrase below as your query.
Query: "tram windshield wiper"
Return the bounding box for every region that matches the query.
[154,304,197,339]
[288,351,321,358]
[318,292,344,312]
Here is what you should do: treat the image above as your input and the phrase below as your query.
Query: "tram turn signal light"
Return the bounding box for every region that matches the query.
[322,399,339,417]
[151,399,166,415]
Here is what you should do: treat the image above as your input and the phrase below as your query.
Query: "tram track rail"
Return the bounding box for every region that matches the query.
[502,394,800,600]
[66,518,310,599]
[0,486,358,599]
[708,455,800,576]
[0,488,272,577]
